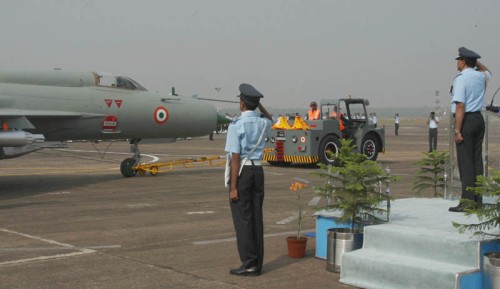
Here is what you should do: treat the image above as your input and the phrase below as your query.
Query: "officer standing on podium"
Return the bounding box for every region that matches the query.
[449,47,492,212]
[225,83,272,275]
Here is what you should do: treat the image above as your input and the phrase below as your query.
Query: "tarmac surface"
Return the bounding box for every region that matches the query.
[0,121,451,289]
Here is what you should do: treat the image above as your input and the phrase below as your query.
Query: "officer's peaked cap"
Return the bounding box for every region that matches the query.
[238,83,263,105]
[455,47,481,60]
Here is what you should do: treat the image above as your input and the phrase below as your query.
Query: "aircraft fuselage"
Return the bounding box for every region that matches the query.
[0,71,221,160]
[0,71,218,141]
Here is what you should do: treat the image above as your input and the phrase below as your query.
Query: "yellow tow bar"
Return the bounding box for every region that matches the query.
[133,155,225,176]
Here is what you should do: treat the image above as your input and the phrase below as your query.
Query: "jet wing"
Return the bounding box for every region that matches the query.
[0,109,104,130]
[0,108,104,118]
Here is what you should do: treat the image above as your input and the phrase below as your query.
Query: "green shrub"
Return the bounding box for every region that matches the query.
[453,171,500,239]
[413,150,449,197]
[314,138,394,233]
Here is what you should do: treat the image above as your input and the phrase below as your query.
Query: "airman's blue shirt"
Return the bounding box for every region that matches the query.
[451,68,491,113]
[225,111,272,160]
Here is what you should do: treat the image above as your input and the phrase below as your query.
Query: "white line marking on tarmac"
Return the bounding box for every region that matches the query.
[193,229,315,245]
[193,237,235,245]
[57,149,159,162]
[126,203,154,209]
[308,196,321,206]
[276,196,320,225]
[0,228,88,248]
[265,171,284,175]
[48,191,71,195]
[143,154,159,163]
[0,245,121,252]
[0,228,97,267]
[0,251,95,267]
[276,213,299,225]
[293,177,311,184]
[187,211,215,215]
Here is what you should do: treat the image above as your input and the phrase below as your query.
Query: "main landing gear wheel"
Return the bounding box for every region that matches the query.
[362,134,379,161]
[120,158,137,177]
[319,135,341,166]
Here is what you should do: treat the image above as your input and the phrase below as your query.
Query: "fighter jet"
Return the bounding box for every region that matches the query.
[0,70,230,176]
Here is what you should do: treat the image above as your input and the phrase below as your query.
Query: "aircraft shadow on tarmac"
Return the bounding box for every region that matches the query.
[0,200,61,210]
[0,174,123,200]
[0,165,224,201]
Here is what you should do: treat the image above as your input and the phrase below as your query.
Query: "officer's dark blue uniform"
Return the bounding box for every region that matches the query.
[449,47,492,212]
[225,83,271,275]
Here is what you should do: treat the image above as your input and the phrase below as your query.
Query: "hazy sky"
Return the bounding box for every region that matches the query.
[1,0,499,109]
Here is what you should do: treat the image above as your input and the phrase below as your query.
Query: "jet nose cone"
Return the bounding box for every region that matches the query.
[217,113,232,126]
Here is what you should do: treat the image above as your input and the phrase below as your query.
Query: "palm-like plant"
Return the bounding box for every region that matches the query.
[413,151,449,197]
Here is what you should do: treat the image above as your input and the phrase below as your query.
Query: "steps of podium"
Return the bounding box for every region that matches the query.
[341,248,475,289]
[338,198,500,289]
[362,224,479,267]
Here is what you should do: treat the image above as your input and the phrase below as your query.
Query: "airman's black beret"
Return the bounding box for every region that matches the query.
[455,47,481,60]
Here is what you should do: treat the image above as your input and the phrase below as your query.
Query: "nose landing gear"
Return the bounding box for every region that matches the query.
[120,138,141,177]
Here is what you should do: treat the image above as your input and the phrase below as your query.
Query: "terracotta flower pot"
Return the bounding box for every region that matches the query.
[286,236,308,258]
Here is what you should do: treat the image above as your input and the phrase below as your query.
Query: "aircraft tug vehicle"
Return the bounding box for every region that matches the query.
[263,98,385,166]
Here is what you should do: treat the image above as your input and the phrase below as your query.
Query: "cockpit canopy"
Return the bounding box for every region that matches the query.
[95,73,147,91]
[0,70,148,91]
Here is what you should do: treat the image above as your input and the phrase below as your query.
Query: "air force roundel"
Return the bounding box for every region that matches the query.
[154,106,169,124]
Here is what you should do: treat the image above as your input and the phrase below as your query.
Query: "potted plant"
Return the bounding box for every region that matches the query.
[286,180,308,258]
[453,170,500,287]
[314,138,393,271]
[412,150,449,197]
[315,138,392,233]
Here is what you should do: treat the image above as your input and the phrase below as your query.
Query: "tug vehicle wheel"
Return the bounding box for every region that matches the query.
[362,134,379,161]
[318,135,341,166]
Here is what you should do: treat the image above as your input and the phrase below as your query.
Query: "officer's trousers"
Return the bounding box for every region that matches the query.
[230,165,265,272]
[456,112,484,203]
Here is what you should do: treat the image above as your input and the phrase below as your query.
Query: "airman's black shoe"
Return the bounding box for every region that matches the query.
[229,265,260,276]
[448,204,465,212]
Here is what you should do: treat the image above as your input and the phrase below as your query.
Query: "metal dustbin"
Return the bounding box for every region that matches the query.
[484,252,500,289]
[326,228,363,273]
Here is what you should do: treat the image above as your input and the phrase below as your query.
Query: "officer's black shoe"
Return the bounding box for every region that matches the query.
[448,204,465,212]
[229,265,259,276]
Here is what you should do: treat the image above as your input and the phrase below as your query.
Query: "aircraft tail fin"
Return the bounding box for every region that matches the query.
[170,87,178,96]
